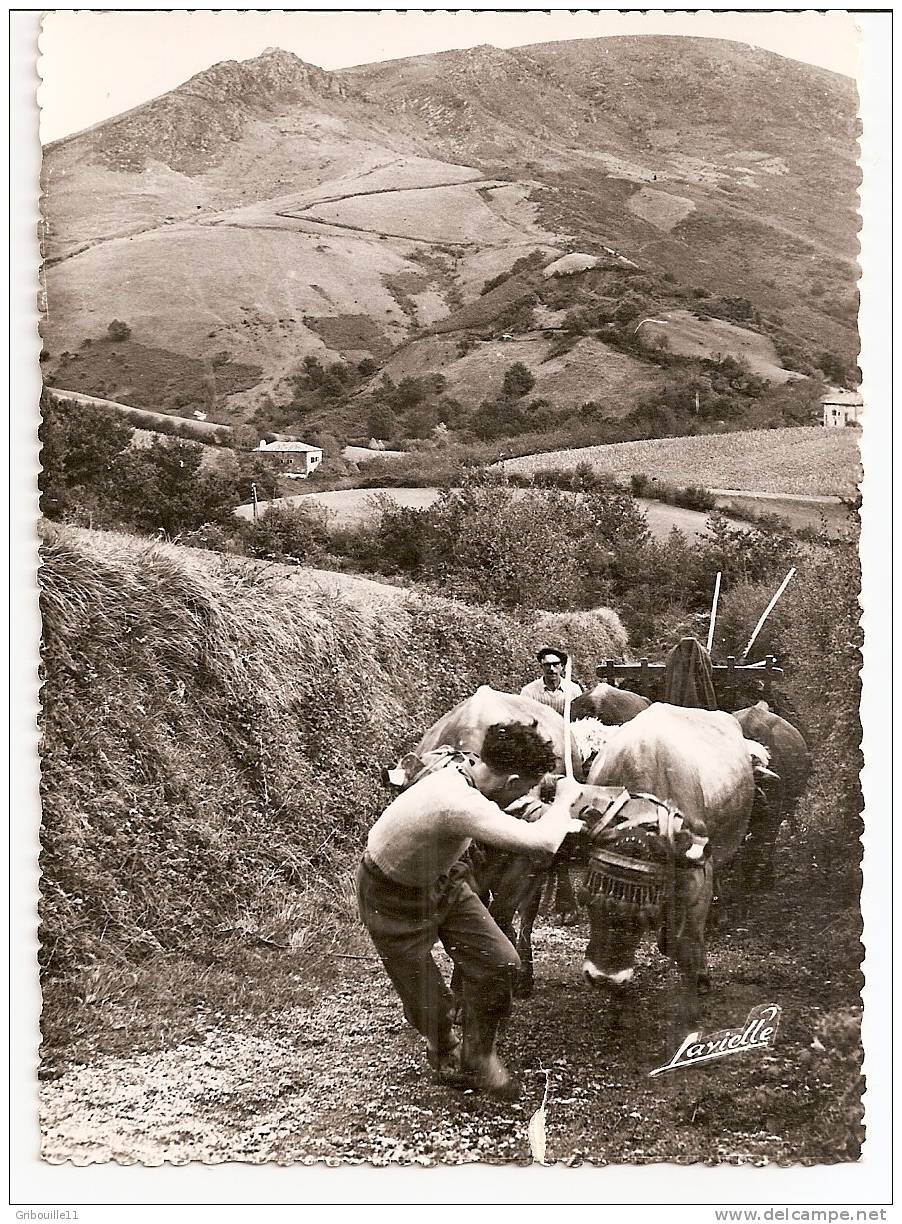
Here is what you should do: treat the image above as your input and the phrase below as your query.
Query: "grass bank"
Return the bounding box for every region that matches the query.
[39,524,627,1060]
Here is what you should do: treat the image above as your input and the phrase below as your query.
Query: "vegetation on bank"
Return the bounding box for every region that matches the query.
[38,524,627,984]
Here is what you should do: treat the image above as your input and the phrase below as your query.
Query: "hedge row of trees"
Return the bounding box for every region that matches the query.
[39,395,282,536]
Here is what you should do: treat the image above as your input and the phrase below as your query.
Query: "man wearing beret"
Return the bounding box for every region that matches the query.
[520,646,583,716]
[520,647,584,924]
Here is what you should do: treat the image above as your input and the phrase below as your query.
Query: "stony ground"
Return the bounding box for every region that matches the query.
[40,868,861,1167]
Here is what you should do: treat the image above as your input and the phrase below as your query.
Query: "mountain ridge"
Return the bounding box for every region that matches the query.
[40,35,860,432]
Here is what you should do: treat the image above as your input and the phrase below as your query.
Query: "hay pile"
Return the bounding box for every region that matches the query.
[39,525,627,976]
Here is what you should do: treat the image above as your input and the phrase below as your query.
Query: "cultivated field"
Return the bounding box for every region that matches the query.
[498,427,861,497]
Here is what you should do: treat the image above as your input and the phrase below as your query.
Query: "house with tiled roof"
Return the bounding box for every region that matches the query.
[821,387,863,428]
[256,438,323,478]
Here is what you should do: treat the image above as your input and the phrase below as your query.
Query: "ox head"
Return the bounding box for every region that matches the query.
[577,792,709,990]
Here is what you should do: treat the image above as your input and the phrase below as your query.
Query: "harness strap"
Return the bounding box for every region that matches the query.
[582,787,631,837]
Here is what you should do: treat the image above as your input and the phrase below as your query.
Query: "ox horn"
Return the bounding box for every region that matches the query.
[754,763,781,783]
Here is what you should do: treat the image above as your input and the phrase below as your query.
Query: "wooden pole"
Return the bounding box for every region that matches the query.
[563,655,575,780]
[706,571,722,654]
[742,568,797,660]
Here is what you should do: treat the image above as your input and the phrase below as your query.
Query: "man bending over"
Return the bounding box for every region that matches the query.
[357,721,584,1100]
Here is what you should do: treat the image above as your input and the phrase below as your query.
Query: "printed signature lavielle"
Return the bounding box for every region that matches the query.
[649,1003,781,1077]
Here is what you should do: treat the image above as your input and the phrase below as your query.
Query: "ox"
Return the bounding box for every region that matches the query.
[384,686,603,998]
[582,703,767,1019]
[571,681,651,724]
[734,701,811,891]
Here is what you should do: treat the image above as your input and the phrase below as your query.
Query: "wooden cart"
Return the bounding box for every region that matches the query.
[596,654,783,712]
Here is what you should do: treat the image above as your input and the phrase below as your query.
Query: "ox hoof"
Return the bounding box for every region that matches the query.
[465,1054,521,1102]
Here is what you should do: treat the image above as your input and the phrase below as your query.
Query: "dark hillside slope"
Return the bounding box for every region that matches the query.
[39,526,626,977]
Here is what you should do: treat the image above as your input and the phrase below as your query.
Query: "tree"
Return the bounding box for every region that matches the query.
[240,502,331,564]
[405,403,441,439]
[614,295,645,324]
[39,393,133,520]
[367,402,396,441]
[817,351,856,387]
[108,439,237,535]
[471,398,524,441]
[501,362,536,399]
[106,320,131,341]
[393,377,426,410]
[302,355,324,387]
[319,373,345,400]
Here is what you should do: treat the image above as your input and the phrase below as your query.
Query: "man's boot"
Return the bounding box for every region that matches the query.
[426,1034,473,1089]
[461,998,520,1101]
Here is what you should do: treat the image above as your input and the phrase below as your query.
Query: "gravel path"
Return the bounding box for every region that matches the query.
[41,887,850,1167]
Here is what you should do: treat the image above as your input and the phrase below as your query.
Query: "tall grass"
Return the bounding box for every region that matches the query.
[39,524,627,980]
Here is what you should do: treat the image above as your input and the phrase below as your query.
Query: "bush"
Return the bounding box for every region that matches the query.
[107,319,131,341]
[240,502,331,564]
[501,361,536,399]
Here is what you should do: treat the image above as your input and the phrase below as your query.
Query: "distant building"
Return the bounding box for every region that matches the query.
[256,438,323,478]
[821,387,863,428]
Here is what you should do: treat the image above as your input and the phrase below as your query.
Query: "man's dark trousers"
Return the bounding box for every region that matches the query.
[357,855,521,1055]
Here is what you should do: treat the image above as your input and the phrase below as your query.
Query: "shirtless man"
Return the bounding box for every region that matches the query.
[357,721,584,1100]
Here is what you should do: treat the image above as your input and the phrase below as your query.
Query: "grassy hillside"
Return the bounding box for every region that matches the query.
[39,525,626,980]
[499,426,861,496]
[41,40,859,421]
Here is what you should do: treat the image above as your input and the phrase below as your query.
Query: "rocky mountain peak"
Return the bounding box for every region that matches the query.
[65,46,347,175]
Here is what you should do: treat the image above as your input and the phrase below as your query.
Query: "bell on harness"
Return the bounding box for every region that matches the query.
[577,790,709,921]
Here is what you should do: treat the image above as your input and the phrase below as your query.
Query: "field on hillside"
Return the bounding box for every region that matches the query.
[291,181,547,246]
[638,311,802,384]
[47,341,259,420]
[499,427,861,497]
[380,332,663,415]
[43,219,419,405]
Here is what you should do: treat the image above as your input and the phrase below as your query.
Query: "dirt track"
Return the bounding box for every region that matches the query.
[40,856,856,1167]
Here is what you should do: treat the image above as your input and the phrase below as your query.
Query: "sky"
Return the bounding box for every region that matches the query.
[37,8,861,145]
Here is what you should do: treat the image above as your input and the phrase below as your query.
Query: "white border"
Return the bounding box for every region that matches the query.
[10,5,894,1210]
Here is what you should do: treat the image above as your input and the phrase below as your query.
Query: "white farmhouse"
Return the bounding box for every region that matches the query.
[256,438,323,478]
[821,387,863,428]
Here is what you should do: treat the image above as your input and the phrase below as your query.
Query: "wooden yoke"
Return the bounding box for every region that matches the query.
[597,655,783,712]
